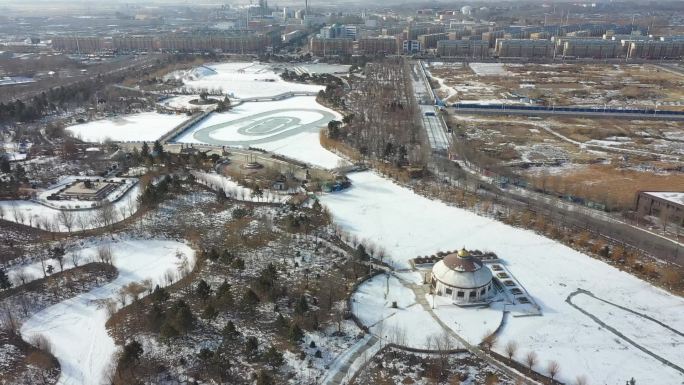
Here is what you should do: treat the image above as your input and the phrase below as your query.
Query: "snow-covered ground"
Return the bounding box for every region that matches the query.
[430,295,504,345]
[66,112,187,143]
[0,184,140,232]
[159,95,219,111]
[20,239,195,385]
[469,63,511,76]
[321,171,684,384]
[351,274,456,349]
[192,171,290,203]
[172,62,324,99]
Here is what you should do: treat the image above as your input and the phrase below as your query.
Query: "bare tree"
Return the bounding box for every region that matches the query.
[11,202,24,224]
[525,351,538,373]
[97,201,117,231]
[97,244,113,265]
[14,270,33,286]
[58,210,76,233]
[505,340,518,360]
[70,249,81,268]
[547,360,560,381]
[575,375,588,385]
[433,330,454,376]
[481,331,497,353]
[76,212,90,231]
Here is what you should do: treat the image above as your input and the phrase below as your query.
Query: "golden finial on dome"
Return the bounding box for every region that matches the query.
[458,247,469,257]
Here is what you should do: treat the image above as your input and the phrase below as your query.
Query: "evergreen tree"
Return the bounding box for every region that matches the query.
[153,140,164,159]
[215,280,233,309]
[355,244,369,260]
[275,313,288,329]
[244,336,259,356]
[121,340,143,365]
[0,158,10,173]
[140,142,150,158]
[202,304,217,319]
[242,288,260,307]
[222,320,239,339]
[288,323,304,342]
[263,346,284,368]
[256,370,274,385]
[150,285,169,303]
[147,304,165,332]
[196,279,212,302]
[0,268,12,290]
[294,295,308,315]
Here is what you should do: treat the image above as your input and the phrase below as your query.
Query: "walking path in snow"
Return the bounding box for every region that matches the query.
[407,283,534,384]
[566,289,684,375]
[319,335,380,385]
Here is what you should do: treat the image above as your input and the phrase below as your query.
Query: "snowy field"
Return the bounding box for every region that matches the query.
[468,63,511,76]
[172,62,324,99]
[66,112,187,143]
[352,274,457,349]
[21,239,195,385]
[321,171,684,384]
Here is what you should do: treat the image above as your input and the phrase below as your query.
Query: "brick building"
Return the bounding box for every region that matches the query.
[309,37,353,56]
[358,37,399,55]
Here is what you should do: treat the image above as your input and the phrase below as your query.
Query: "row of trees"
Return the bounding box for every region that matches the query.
[322,58,428,168]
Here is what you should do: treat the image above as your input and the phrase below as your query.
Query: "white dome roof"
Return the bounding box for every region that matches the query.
[432,256,492,289]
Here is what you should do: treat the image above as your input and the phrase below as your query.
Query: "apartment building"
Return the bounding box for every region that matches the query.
[495,38,555,58]
[436,39,489,58]
[561,39,621,58]
[418,32,449,49]
[627,40,684,59]
[358,37,399,55]
[309,37,353,56]
[52,36,105,53]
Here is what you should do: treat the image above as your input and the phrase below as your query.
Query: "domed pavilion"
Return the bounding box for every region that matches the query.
[430,248,495,304]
